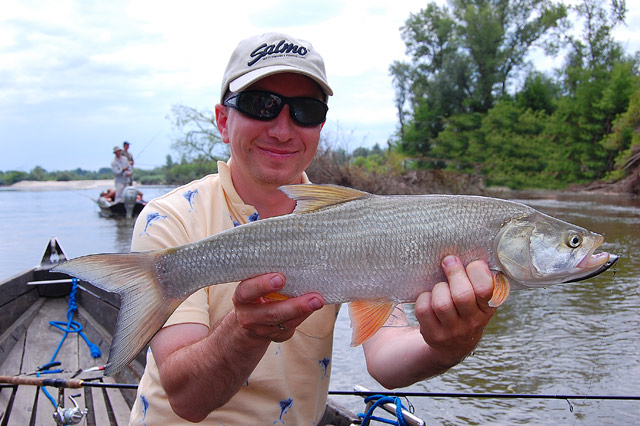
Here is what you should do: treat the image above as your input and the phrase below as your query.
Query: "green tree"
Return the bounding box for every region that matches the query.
[516,72,560,114]
[546,0,637,183]
[0,170,28,185]
[28,166,48,181]
[478,101,552,188]
[391,0,567,157]
[601,88,640,180]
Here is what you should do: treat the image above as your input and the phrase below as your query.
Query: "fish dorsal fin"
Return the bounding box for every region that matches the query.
[348,300,398,347]
[279,184,369,214]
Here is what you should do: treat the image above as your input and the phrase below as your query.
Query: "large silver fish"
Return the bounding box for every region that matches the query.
[53,184,618,375]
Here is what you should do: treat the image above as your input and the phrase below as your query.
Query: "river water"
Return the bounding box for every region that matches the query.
[1,185,638,425]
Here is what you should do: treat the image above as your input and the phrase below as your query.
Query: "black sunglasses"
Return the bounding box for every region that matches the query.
[223,91,328,126]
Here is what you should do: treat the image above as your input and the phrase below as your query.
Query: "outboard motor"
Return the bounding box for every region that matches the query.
[123,186,138,217]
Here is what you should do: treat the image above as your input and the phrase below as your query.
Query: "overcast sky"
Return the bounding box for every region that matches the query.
[1,0,639,173]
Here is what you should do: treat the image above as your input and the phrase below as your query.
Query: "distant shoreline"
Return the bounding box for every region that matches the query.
[7,179,115,191]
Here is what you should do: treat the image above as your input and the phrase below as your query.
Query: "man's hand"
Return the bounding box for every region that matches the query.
[414,255,496,368]
[150,273,324,421]
[363,255,497,388]
[232,273,325,342]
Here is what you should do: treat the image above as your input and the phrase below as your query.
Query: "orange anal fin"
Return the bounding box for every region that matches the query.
[348,300,397,347]
[264,292,290,301]
[488,272,511,307]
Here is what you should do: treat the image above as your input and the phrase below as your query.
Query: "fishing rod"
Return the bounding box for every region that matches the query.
[329,389,640,401]
[2,376,637,401]
[0,375,138,390]
[2,377,635,426]
[133,128,164,163]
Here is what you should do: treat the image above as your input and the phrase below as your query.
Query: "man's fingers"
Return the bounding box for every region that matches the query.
[429,281,457,324]
[441,255,478,318]
[233,273,284,304]
[232,273,325,343]
[465,260,496,311]
[254,293,324,327]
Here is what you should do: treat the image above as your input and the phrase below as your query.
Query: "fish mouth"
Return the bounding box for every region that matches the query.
[563,252,620,283]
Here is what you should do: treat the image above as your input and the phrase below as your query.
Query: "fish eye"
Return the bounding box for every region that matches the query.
[567,233,582,248]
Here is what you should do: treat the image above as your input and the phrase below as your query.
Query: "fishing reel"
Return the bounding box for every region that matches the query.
[53,392,87,425]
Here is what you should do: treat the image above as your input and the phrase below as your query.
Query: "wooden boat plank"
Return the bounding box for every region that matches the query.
[21,298,75,425]
[0,299,44,370]
[77,315,117,425]
[7,386,36,425]
[88,386,113,426]
[0,269,35,307]
[103,377,132,425]
[76,303,141,407]
[82,386,97,426]
[0,330,26,425]
[0,330,35,425]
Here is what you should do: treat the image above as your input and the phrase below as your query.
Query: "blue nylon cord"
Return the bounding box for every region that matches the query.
[358,394,410,426]
[36,371,58,408]
[39,278,102,411]
[48,278,102,362]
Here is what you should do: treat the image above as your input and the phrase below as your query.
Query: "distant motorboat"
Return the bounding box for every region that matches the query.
[97,186,146,218]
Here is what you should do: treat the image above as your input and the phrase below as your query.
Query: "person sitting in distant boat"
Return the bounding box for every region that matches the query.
[111,146,131,203]
[99,188,116,203]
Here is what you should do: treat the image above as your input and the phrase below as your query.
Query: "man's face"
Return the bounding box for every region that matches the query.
[216,73,325,188]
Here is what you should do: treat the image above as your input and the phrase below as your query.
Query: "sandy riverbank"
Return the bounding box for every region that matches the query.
[7,179,116,191]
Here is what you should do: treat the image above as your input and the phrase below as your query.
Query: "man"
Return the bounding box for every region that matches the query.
[129,32,496,425]
[111,146,131,203]
[122,141,134,186]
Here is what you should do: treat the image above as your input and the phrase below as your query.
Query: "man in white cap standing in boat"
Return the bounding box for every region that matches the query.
[128,32,496,425]
[122,141,134,186]
[111,146,131,203]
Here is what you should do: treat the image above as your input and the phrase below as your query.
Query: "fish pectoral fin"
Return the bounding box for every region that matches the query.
[488,272,511,308]
[278,184,369,213]
[264,292,290,301]
[348,300,397,347]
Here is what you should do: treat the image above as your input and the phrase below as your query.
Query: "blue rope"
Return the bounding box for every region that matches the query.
[39,278,102,410]
[358,394,410,426]
[48,278,102,362]
[36,372,58,408]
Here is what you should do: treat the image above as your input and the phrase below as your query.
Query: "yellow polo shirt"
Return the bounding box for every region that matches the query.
[127,160,338,425]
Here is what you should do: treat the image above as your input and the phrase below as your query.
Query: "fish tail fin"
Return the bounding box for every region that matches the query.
[53,252,181,375]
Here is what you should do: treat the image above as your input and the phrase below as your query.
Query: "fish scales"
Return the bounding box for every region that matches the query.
[154,194,533,304]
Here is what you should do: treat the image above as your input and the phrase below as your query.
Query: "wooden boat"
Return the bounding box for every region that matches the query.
[97,186,146,218]
[0,238,144,425]
[0,239,381,425]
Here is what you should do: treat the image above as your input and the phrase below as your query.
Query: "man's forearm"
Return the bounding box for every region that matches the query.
[363,327,460,389]
[157,310,271,422]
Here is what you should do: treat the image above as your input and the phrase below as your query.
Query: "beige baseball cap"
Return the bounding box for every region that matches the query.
[220,32,333,102]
